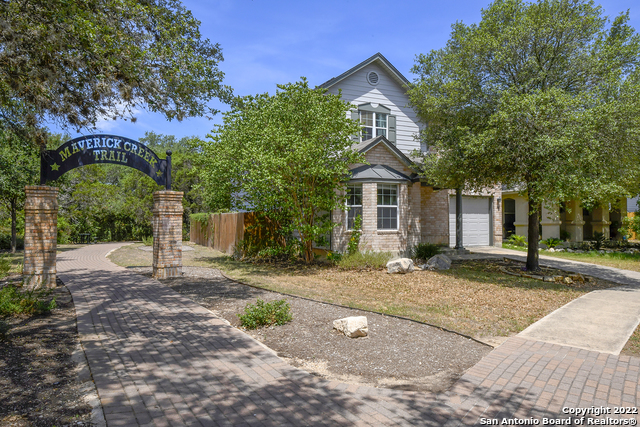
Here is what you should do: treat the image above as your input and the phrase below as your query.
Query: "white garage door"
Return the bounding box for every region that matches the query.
[449,196,491,247]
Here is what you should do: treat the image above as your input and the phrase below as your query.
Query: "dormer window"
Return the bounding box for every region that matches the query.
[352,103,396,143]
[360,111,387,140]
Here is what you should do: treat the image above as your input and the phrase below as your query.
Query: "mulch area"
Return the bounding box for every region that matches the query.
[129,266,492,393]
[0,279,93,427]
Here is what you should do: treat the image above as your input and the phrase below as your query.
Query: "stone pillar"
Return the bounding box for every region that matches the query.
[541,202,561,240]
[564,200,584,242]
[23,186,59,289]
[591,205,611,239]
[152,190,184,279]
[514,196,529,237]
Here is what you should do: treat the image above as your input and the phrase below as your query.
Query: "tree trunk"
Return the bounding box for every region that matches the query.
[526,200,541,271]
[303,240,313,264]
[10,197,17,254]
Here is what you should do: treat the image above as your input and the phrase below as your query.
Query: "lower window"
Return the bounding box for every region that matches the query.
[377,184,397,230]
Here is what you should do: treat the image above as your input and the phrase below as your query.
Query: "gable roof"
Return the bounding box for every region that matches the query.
[319,52,410,90]
[353,135,416,172]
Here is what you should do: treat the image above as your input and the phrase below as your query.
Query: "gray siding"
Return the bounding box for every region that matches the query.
[325,63,422,156]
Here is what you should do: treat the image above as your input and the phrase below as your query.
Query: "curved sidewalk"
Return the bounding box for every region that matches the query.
[470,247,640,355]
[59,244,640,426]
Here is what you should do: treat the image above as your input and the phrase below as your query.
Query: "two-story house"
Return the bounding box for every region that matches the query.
[321,53,502,254]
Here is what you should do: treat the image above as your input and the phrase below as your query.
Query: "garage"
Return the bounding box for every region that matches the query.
[449,196,492,247]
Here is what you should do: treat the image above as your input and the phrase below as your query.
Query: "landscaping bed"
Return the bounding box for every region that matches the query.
[0,278,93,427]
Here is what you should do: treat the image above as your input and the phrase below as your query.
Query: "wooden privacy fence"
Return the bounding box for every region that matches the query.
[190,212,246,254]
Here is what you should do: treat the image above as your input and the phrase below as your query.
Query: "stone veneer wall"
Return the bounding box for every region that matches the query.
[152,190,184,279]
[23,185,59,289]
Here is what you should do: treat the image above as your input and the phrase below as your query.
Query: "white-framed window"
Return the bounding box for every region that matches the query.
[360,111,387,141]
[377,184,398,230]
[346,184,362,230]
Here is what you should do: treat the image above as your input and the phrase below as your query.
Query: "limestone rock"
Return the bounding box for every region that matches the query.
[333,316,368,338]
[386,258,414,274]
[426,254,452,271]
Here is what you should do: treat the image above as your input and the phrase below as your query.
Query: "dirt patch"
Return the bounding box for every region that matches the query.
[0,282,93,427]
[128,266,492,393]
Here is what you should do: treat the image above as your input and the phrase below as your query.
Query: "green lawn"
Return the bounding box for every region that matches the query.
[502,243,640,272]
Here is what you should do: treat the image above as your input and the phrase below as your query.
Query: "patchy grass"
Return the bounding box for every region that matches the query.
[621,326,640,358]
[503,242,640,272]
[0,252,22,279]
[109,243,622,342]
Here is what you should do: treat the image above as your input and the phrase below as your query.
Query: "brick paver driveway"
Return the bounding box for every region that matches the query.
[58,243,640,426]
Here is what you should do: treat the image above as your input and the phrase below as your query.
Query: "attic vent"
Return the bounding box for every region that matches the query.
[367,71,379,86]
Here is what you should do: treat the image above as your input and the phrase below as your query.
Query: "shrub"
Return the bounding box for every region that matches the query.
[507,234,527,247]
[347,215,362,255]
[0,285,57,317]
[560,229,571,242]
[238,299,292,329]
[141,236,153,246]
[0,234,24,251]
[541,237,562,248]
[0,254,11,279]
[593,231,606,250]
[412,243,441,261]
[336,251,393,270]
[326,251,343,263]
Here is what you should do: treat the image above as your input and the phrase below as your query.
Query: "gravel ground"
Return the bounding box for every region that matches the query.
[0,280,94,427]
[129,266,492,393]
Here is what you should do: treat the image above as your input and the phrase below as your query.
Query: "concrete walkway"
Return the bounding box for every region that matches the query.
[59,244,640,426]
[471,247,640,355]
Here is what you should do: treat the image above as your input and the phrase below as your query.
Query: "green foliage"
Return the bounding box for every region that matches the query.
[412,243,441,261]
[0,254,11,278]
[508,234,528,247]
[336,251,393,270]
[408,0,640,270]
[541,238,562,248]
[0,285,56,317]
[0,0,231,139]
[0,234,23,251]
[142,236,154,246]
[326,251,343,263]
[560,229,572,242]
[347,215,362,255]
[238,299,292,329]
[198,78,365,263]
[593,231,606,250]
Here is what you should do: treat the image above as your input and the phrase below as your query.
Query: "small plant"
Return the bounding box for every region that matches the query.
[593,231,606,250]
[347,215,362,255]
[238,299,292,329]
[507,234,527,247]
[560,229,571,242]
[0,254,11,278]
[326,251,343,263]
[141,236,154,246]
[412,243,441,261]
[541,237,562,248]
[0,285,57,317]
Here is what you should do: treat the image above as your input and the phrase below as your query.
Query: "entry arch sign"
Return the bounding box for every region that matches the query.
[41,134,172,188]
[24,134,182,289]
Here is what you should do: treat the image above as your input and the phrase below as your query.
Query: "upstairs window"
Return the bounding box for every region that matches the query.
[360,111,387,140]
[346,184,362,230]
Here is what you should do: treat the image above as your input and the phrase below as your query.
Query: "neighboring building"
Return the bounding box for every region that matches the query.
[501,190,629,242]
[320,53,502,254]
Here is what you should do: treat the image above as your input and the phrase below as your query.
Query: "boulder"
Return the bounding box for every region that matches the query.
[538,242,549,249]
[426,254,452,270]
[333,316,368,338]
[386,258,414,274]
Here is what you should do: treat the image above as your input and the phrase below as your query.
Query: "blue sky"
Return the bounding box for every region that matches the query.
[49,0,640,142]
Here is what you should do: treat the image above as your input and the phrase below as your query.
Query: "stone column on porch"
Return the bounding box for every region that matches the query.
[23,185,59,289]
[591,205,611,239]
[541,202,561,240]
[152,190,184,279]
[513,196,529,237]
[564,200,585,242]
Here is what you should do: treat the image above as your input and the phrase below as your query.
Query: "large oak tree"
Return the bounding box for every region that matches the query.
[0,0,232,143]
[408,0,640,270]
